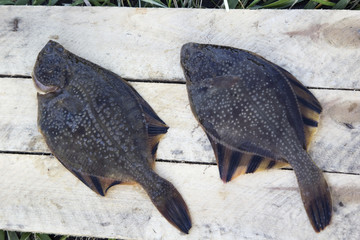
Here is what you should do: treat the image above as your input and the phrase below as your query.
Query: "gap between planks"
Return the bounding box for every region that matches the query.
[0,150,359,177]
[0,77,359,175]
[1,75,360,91]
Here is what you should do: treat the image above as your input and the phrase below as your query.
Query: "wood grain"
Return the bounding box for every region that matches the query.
[0,7,359,88]
[0,78,359,174]
[0,154,359,240]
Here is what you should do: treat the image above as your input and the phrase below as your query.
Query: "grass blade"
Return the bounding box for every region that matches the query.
[141,0,167,7]
[15,0,28,4]
[304,0,318,8]
[224,0,230,10]
[0,230,5,240]
[7,232,19,240]
[32,0,46,4]
[0,0,15,4]
[72,0,84,5]
[35,234,52,240]
[308,0,335,6]
[19,233,31,240]
[48,0,59,5]
[227,0,239,8]
[248,0,261,8]
[333,0,350,8]
[261,0,297,8]
[89,0,101,5]
[352,0,360,9]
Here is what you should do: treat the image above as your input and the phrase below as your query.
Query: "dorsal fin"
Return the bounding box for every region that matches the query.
[275,67,322,149]
[206,133,289,182]
[71,169,123,196]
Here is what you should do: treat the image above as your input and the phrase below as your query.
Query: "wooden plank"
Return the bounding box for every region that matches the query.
[310,91,360,174]
[1,77,359,174]
[0,7,360,88]
[0,153,359,239]
[0,7,359,239]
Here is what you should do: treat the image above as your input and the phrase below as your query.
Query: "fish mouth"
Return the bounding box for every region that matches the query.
[180,43,197,66]
[32,71,59,94]
[180,43,200,83]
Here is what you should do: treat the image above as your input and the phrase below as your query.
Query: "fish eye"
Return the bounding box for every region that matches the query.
[44,44,53,54]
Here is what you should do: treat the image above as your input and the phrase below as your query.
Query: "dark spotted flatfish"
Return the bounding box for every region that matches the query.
[32,40,191,234]
[180,42,331,232]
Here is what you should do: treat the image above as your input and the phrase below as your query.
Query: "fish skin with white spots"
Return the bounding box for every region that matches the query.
[180,42,332,232]
[33,40,191,234]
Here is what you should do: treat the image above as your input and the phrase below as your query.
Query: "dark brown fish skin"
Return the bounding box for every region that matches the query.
[180,42,332,232]
[33,40,191,234]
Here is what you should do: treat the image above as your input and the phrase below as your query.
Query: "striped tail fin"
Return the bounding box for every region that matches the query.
[291,150,332,232]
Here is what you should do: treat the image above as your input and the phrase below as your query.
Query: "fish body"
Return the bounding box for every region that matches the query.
[180,42,331,232]
[33,40,191,233]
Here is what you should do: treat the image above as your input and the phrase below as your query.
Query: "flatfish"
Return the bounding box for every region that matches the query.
[180,42,331,232]
[33,40,191,233]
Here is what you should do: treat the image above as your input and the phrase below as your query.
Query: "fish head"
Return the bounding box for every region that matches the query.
[180,43,203,76]
[181,42,248,84]
[180,42,218,84]
[32,40,71,93]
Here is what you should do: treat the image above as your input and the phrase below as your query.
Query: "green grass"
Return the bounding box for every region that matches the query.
[0,231,61,240]
[0,0,359,9]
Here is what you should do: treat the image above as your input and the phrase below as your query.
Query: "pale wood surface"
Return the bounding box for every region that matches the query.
[0,6,360,240]
[0,7,360,88]
[1,154,360,240]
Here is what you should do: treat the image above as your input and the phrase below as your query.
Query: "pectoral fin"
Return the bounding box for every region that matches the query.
[141,100,169,162]
[127,82,169,162]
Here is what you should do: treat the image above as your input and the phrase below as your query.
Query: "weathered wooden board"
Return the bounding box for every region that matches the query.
[0,7,360,88]
[1,6,360,240]
[0,153,359,240]
[1,77,359,174]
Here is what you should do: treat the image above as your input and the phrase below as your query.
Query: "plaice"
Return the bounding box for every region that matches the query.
[180,42,331,232]
[33,40,192,234]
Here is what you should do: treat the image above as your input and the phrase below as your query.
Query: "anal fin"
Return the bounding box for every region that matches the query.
[206,133,289,182]
[71,170,123,196]
[146,117,168,162]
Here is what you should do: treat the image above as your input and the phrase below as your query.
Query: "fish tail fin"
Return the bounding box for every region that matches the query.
[294,157,332,232]
[300,176,332,232]
[144,175,192,234]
